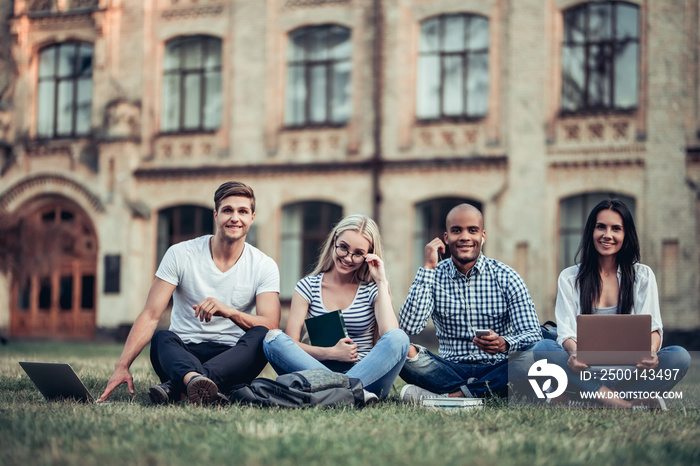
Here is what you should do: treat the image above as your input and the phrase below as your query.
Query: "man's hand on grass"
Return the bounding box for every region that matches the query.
[98,366,134,402]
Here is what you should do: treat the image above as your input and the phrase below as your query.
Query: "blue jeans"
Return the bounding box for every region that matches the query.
[263,328,410,399]
[533,339,691,394]
[399,344,536,398]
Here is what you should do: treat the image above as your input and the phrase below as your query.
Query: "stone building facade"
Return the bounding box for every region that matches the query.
[1,0,699,339]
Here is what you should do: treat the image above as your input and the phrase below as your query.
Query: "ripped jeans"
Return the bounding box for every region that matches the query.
[263,328,410,398]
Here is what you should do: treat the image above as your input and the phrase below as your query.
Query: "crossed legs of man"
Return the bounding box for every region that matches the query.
[399,344,535,399]
[149,326,268,404]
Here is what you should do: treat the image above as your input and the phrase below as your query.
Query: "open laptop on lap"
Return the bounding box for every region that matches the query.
[19,362,95,403]
[576,314,651,369]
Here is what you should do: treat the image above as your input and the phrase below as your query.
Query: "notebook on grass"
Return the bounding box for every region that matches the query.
[576,314,651,367]
[305,310,355,372]
[422,397,484,411]
[19,361,95,402]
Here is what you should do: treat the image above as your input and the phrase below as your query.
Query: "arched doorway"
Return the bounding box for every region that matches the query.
[9,196,98,339]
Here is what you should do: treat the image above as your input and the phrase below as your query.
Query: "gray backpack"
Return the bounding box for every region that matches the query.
[229,369,366,408]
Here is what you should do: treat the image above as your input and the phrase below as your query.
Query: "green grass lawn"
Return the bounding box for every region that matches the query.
[1,342,699,466]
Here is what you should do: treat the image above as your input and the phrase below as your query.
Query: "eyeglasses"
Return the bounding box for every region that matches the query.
[334,244,366,263]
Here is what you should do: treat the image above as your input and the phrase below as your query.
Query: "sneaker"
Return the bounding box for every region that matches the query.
[547,392,596,409]
[149,380,181,405]
[186,375,219,405]
[400,384,448,404]
[363,389,379,405]
[213,391,230,406]
[631,397,667,411]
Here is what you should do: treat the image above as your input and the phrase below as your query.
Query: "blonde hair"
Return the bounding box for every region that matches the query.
[312,214,384,284]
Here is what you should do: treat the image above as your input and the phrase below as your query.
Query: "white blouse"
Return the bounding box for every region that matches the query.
[555,263,663,346]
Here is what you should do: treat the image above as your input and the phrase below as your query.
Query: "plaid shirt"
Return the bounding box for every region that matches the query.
[399,255,542,363]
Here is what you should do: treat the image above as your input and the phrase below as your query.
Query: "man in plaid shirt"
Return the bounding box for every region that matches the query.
[399,204,541,401]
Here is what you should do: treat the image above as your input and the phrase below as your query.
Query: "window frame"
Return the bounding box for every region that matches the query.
[280,201,343,299]
[156,205,215,265]
[560,1,640,116]
[160,35,223,134]
[36,41,94,139]
[284,24,353,129]
[415,13,490,124]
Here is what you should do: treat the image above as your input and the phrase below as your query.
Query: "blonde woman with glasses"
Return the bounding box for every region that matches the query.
[263,215,409,400]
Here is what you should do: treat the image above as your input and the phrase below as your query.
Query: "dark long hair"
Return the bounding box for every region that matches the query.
[575,199,640,314]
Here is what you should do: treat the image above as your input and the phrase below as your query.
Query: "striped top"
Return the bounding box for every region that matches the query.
[296,273,378,360]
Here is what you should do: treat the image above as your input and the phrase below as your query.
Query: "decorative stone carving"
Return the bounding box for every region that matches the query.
[161,5,224,20]
[555,115,637,148]
[31,14,95,31]
[612,121,629,140]
[154,134,218,161]
[289,138,299,153]
[564,124,580,141]
[464,130,477,144]
[284,0,351,8]
[588,123,604,140]
[414,125,483,151]
[24,144,73,158]
[105,100,140,141]
[442,131,455,147]
[277,129,347,160]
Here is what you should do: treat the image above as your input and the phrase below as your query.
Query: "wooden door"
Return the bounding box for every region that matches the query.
[10,199,97,339]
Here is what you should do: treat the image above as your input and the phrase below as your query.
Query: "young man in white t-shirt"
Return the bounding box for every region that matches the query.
[98,181,281,405]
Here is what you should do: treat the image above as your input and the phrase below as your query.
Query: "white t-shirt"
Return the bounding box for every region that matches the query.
[156,235,280,345]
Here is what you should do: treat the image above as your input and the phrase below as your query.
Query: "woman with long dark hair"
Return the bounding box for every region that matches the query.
[263,215,409,400]
[534,199,690,408]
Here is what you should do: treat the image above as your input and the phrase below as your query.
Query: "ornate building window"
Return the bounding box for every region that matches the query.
[561,1,639,114]
[37,42,93,138]
[161,36,222,133]
[285,25,352,127]
[559,192,636,270]
[280,201,343,298]
[413,197,483,270]
[416,14,489,121]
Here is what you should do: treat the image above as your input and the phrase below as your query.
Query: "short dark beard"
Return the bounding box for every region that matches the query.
[452,255,474,264]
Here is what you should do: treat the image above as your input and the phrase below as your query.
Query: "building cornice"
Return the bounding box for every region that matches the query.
[132,155,508,179]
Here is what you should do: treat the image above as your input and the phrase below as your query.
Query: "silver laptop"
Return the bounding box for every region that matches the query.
[576,314,651,367]
[19,362,94,402]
